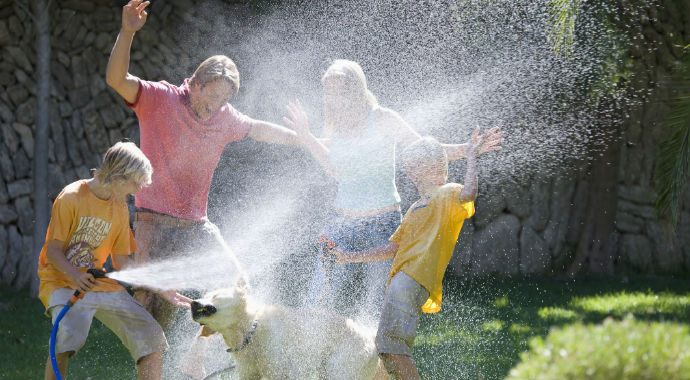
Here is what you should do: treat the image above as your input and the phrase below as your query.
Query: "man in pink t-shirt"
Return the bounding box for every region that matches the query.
[106,2,300,377]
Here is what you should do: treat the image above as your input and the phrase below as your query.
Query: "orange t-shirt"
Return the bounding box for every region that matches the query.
[37,180,135,308]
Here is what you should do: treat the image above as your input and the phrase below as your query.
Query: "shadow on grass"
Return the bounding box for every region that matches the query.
[414,274,690,380]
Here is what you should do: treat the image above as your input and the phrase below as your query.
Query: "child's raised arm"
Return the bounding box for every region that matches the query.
[329,242,399,264]
[458,127,488,203]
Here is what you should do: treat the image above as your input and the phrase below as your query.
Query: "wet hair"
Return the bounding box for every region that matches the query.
[322,59,378,136]
[189,55,240,97]
[95,141,152,186]
[402,136,448,176]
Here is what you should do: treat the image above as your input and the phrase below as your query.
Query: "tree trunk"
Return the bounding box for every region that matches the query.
[31,0,51,297]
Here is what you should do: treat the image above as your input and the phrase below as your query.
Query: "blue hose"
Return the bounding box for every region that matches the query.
[50,303,71,380]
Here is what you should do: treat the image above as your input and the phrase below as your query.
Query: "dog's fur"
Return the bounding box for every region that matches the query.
[191,285,388,380]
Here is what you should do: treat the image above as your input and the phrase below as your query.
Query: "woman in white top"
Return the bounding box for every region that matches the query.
[286,59,503,322]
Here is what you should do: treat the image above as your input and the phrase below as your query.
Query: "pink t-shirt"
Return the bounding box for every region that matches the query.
[127,79,253,221]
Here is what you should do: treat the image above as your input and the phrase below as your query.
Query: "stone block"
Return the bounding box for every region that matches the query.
[520,226,551,275]
[7,83,28,107]
[449,219,474,276]
[0,203,17,224]
[615,212,645,234]
[470,213,520,277]
[15,98,36,125]
[0,225,7,270]
[7,179,31,198]
[2,123,18,152]
[619,233,653,272]
[0,101,13,123]
[0,146,14,182]
[473,189,505,229]
[12,122,33,158]
[13,149,31,179]
[1,225,21,285]
[14,196,33,235]
[0,176,7,204]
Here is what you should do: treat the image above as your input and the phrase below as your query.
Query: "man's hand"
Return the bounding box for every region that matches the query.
[158,289,193,309]
[121,0,150,34]
[477,126,504,155]
[283,100,311,139]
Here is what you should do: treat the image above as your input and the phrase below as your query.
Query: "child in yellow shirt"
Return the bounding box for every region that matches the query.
[329,130,488,379]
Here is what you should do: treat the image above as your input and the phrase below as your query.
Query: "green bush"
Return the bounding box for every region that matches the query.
[505,316,690,380]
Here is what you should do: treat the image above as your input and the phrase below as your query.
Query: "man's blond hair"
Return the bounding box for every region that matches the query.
[402,136,448,175]
[190,55,240,97]
[95,141,152,186]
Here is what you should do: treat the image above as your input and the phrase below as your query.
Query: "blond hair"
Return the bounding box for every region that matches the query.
[322,59,378,136]
[402,136,448,175]
[190,55,240,97]
[95,141,152,186]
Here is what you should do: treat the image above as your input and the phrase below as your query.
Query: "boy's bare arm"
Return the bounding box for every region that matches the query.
[458,127,486,203]
[331,242,399,264]
[443,126,504,162]
[45,240,97,293]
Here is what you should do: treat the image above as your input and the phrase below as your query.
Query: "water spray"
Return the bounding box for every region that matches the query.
[49,269,107,380]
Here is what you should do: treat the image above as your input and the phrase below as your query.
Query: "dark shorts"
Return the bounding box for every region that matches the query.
[132,210,228,331]
[306,210,402,321]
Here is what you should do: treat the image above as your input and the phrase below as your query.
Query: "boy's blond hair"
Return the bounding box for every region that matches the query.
[402,136,448,176]
[190,55,240,97]
[95,141,152,186]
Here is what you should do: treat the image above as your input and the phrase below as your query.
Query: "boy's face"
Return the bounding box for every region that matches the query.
[407,159,447,190]
[189,79,234,120]
[111,177,145,200]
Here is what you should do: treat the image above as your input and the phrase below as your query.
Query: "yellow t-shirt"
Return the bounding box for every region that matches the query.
[37,180,135,308]
[388,183,474,313]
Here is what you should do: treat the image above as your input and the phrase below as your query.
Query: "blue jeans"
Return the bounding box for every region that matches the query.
[306,210,402,323]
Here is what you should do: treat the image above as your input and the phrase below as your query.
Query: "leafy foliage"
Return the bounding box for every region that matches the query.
[655,46,690,228]
[506,316,690,380]
[547,0,582,57]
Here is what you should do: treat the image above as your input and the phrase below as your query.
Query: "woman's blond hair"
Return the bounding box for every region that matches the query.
[322,59,378,136]
[95,141,153,186]
[189,55,240,97]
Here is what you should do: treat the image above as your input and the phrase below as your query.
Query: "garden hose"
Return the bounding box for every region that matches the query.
[49,269,106,380]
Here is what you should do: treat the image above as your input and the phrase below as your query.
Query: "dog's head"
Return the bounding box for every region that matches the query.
[191,283,249,331]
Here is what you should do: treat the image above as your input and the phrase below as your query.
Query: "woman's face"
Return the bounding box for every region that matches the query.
[322,75,360,123]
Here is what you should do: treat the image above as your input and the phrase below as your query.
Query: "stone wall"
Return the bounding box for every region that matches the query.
[0,0,200,289]
[0,0,688,291]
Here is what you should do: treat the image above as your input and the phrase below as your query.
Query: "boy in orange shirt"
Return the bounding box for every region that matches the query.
[329,130,488,379]
[38,142,191,380]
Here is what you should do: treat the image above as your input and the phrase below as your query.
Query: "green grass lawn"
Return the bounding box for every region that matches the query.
[1,275,688,380]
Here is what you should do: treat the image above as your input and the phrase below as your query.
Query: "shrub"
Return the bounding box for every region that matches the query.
[505,316,690,380]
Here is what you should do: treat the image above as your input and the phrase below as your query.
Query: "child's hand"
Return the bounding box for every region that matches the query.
[477,126,504,155]
[73,271,97,294]
[466,127,491,157]
[326,247,350,265]
[158,289,193,309]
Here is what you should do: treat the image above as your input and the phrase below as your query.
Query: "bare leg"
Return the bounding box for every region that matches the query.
[381,353,420,380]
[45,352,71,380]
[178,326,215,379]
[137,350,163,380]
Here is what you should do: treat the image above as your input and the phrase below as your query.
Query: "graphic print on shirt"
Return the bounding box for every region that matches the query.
[64,216,112,269]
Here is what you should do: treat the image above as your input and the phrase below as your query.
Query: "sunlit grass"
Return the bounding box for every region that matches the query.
[2,276,688,380]
[570,291,690,318]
